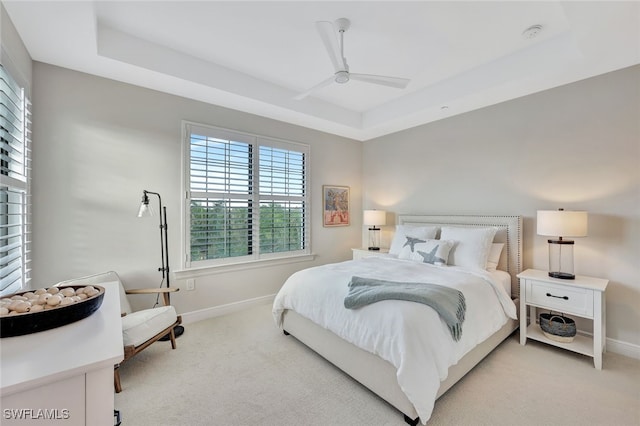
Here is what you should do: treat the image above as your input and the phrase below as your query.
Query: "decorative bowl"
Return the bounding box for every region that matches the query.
[0,285,105,338]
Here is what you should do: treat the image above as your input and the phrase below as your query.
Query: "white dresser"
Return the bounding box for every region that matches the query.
[1,280,124,425]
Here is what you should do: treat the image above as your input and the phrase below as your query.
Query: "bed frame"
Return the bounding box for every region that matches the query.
[281,214,523,425]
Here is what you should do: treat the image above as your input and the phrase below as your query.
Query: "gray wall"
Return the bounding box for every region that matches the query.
[31,62,363,315]
[363,65,640,349]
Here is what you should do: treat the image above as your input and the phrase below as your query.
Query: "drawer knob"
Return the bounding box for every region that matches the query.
[546,292,569,300]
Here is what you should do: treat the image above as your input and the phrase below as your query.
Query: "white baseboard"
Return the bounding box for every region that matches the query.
[607,337,640,360]
[180,294,275,325]
[576,330,640,360]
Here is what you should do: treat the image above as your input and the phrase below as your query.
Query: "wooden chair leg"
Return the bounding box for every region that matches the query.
[114,365,122,393]
[169,328,177,349]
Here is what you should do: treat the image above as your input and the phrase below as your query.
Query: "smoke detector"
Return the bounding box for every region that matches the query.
[522,24,543,39]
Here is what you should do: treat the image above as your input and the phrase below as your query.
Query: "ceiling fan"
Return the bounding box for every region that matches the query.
[294,18,410,100]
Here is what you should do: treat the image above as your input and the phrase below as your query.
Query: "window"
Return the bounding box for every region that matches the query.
[183,123,309,268]
[0,64,31,296]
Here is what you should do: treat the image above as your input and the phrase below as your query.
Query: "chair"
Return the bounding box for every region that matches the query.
[55,271,182,393]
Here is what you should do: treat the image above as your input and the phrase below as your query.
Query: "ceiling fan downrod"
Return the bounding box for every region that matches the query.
[335,18,350,83]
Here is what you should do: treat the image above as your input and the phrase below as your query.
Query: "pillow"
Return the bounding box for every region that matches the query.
[398,239,454,266]
[389,225,439,256]
[486,243,504,271]
[439,226,498,270]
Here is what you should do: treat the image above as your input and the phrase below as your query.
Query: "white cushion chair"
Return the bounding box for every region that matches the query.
[55,271,182,393]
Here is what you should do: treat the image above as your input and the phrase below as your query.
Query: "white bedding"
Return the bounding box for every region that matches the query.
[272,257,517,424]
[490,269,512,295]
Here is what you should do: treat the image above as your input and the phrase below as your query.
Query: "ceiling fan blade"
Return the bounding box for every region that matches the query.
[349,73,410,89]
[315,21,346,72]
[293,76,335,100]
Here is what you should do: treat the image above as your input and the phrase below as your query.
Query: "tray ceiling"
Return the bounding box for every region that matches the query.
[3,1,639,141]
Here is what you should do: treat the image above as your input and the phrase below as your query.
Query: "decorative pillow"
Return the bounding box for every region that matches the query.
[439,226,498,270]
[398,239,454,265]
[389,225,439,256]
[486,243,504,271]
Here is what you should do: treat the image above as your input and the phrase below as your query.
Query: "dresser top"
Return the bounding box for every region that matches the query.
[1,280,124,396]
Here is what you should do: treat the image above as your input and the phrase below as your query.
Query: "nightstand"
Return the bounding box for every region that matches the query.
[517,269,608,369]
[352,248,390,260]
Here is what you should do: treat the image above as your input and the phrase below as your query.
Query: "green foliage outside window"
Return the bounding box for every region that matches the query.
[190,201,305,262]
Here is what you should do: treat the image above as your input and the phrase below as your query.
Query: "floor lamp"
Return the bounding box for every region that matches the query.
[138,190,184,338]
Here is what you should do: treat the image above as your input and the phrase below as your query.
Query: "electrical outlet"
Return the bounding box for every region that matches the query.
[186,279,195,291]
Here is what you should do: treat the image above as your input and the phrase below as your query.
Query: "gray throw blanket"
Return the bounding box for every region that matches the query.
[344,276,466,341]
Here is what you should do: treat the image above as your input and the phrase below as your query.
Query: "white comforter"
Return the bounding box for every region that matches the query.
[272,257,517,424]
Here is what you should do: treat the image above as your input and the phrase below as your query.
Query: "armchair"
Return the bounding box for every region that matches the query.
[55,271,182,393]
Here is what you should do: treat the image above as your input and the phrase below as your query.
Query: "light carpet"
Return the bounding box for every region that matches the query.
[114,302,640,425]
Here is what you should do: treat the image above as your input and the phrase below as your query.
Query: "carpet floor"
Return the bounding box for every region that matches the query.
[114,302,640,425]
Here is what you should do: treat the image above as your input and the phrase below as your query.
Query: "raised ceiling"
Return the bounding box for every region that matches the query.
[3,1,639,141]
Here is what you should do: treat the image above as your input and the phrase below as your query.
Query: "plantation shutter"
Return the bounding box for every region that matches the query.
[0,63,31,295]
[189,128,255,261]
[258,140,307,255]
[185,124,309,267]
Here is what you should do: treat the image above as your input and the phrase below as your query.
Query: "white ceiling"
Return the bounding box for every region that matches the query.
[3,1,639,141]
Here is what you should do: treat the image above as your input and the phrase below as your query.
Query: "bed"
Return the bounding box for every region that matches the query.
[273,214,522,425]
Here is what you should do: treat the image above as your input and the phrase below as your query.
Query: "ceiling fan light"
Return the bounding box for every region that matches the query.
[335,71,350,84]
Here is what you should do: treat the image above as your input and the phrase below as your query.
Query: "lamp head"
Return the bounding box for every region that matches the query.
[137,191,153,217]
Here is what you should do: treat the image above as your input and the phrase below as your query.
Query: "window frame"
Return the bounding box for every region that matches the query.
[180,121,311,273]
[0,63,32,296]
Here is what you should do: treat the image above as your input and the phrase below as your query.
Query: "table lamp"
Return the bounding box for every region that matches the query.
[537,209,588,279]
[363,210,386,251]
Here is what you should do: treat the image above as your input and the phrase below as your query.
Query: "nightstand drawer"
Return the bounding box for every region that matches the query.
[525,281,594,317]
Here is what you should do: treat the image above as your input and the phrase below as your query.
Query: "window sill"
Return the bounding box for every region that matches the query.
[173,253,317,280]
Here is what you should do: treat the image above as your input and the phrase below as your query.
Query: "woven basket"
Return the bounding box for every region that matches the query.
[539,312,576,343]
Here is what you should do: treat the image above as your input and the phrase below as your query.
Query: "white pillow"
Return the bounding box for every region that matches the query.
[486,243,504,271]
[398,239,454,266]
[389,225,439,256]
[440,226,498,270]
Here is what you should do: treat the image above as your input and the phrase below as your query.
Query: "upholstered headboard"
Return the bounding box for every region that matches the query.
[397,214,523,299]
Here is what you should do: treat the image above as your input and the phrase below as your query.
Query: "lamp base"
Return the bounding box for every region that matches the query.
[548,271,575,280]
[160,325,184,341]
[368,247,380,251]
[547,239,575,280]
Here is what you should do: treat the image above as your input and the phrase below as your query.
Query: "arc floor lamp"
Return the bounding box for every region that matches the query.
[138,190,184,338]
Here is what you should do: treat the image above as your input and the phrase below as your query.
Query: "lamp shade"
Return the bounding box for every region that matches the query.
[363,210,386,226]
[137,191,154,218]
[137,202,153,218]
[537,210,588,238]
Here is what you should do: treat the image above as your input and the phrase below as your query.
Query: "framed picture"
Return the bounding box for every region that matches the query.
[323,185,350,227]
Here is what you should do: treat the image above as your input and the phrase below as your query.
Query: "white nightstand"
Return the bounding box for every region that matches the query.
[352,247,390,260]
[517,269,608,369]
